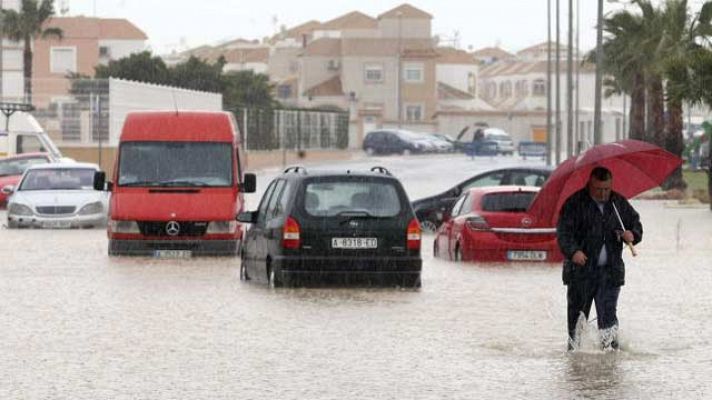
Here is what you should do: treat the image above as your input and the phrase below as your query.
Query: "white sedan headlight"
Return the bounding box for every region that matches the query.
[8,203,33,216]
[79,201,103,215]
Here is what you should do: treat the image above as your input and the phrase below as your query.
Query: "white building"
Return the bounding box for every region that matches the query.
[0,0,26,102]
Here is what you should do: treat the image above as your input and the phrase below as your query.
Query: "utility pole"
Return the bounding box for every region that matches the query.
[546,0,553,166]
[0,0,4,100]
[575,0,580,152]
[566,0,574,158]
[593,0,604,145]
[555,0,561,164]
[397,11,402,129]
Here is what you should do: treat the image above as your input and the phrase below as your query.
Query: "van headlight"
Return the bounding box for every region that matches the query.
[206,221,237,234]
[79,202,103,215]
[8,203,33,216]
[109,220,140,233]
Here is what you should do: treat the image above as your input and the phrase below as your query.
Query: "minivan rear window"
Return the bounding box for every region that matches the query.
[303,180,401,217]
[481,192,536,212]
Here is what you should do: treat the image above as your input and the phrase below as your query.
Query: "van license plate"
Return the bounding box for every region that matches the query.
[507,250,547,261]
[154,250,192,258]
[332,237,377,249]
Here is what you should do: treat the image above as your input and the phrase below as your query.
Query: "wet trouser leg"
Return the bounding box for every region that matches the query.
[566,278,596,345]
[594,274,621,348]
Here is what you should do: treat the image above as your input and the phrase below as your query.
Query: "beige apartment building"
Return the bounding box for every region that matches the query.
[31,17,147,107]
[294,4,439,142]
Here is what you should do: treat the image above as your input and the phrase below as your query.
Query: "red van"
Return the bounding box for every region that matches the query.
[94,111,256,256]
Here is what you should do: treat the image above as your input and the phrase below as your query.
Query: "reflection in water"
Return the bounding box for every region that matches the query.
[1,155,711,398]
[566,352,624,397]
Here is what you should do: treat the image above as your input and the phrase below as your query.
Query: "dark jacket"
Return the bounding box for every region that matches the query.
[557,188,643,286]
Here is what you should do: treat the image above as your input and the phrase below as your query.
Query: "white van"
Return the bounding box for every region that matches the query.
[0,110,62,159]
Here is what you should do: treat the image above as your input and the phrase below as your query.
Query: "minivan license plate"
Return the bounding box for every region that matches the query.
[332,237,377,249]
[154,250,192,258]
[507,250,547,261]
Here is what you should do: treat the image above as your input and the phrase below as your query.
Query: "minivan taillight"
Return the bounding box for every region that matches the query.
[465,215,490,231]
[407,218,421,250]
[282,216,301,249]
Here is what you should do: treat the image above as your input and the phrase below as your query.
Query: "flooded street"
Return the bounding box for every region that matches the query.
[1,154,711,399]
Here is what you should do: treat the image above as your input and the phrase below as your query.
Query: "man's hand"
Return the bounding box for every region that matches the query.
[572,250,587,266]
[621,230,635,244]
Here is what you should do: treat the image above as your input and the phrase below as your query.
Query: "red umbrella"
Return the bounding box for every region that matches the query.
[528,140,682,227]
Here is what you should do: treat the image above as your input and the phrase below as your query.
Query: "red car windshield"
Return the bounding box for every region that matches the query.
[481,192,537,212]
[0,156,49,177]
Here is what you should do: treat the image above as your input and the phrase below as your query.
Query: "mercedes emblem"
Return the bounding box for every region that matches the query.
[165,221,181,236]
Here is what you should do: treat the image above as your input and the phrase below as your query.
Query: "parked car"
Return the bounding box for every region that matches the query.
[362,130,428,155]
[518,141,547,160]
[434,186,563,262]
[0,152,57,209]
[412,166,553,231]
[424,133,455,152]
[238,166,422,288]
[483,128,515,155]
[3,162,109,229]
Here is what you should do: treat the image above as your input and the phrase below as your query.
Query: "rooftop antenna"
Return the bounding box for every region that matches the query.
[171,87,179,115]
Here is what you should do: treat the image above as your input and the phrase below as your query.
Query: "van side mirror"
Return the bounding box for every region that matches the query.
[93,171,106,191]
[1,185,14,195]
[242,173,256,193]
[237,211,257,223]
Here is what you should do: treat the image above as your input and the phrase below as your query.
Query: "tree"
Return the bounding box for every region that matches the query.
[0,0,62,103]
[221,70,277,110]
[169,56,225,93]
[657,0,712,190]
[94,51,171,84]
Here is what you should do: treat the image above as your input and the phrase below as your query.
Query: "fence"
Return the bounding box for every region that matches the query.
[234,107,350,151]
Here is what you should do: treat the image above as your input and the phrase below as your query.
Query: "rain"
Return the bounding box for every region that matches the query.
[2,0,712,398]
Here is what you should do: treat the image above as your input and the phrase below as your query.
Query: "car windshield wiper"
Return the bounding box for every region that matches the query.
[120,181,163,187]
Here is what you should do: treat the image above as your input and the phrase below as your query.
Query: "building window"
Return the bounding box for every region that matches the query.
[364,64,384,83]
[404,104,423,122]
[515,80,529,96]
[99,46,111,58]
[468,72,476,95]
[499,81,512,98]
[532,79,546,96]
[289,61,299,74]
[403,63,423,83]
[50,47,77,74]
[486,82,497,99]
[277,84,292,99]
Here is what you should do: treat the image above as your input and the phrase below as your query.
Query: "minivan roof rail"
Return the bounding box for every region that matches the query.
[370,166,391,175]
[283,166,307,174]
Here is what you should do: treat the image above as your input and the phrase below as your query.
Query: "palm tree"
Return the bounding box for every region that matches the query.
[596,7,648,140]
[658,0,712,190]
[0,0,62,103]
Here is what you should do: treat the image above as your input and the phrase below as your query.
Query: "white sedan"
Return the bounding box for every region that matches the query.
[3,162,109,229]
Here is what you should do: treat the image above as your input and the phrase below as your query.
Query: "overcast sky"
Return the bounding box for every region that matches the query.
[65,0,704,55]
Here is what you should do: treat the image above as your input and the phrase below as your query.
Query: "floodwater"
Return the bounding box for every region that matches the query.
[1,154,711,399]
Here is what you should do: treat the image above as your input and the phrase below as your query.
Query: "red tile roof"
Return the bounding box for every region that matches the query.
[42,17,147,40]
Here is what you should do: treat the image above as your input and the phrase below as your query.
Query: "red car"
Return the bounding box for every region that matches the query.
[434,186,563,263]
[0,153,55,208]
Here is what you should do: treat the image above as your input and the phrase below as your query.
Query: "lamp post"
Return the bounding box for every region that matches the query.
[546,0,552,165]
[396,11,402,129]
[555,0,561,164]
[593,0,604,145]
[566,0,574,158]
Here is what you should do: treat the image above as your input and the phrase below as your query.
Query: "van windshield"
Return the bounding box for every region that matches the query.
[118,141,233,187]
[303,179,402,217]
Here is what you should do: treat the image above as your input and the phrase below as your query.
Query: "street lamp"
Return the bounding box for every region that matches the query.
[396,11,402,129]
[593,0,604,145]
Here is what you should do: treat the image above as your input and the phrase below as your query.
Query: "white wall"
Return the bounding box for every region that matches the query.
[98,40,146,60]
[108,78,223,146]
[436,64,477,93]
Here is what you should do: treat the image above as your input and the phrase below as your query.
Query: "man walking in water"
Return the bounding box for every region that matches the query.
[557,167,643,350]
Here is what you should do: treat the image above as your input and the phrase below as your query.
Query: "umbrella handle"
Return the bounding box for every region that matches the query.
[625,241,637,257]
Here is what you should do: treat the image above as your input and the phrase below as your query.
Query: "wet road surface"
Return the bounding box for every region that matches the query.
[1,154,711,399]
